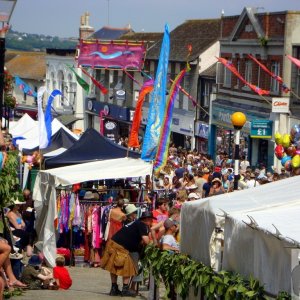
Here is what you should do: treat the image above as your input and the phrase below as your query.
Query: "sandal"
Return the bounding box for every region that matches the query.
[9,280,27,288]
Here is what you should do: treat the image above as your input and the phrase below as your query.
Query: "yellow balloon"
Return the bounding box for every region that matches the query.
[274,132,282,145]
[282,134,291,148]
[292,155,300,168]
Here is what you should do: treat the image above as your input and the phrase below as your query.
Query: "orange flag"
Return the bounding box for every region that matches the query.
[128,80,154,148]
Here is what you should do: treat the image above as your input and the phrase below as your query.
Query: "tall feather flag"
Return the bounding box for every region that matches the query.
[66,65,90,93]
[217,57,270,96]
[286,54,300,68]
[44,89,62,147]
[79,67,108,95]
[15,76,37,97]
[128,79,154,148]
[247,54,290,93]
[154,67,189,171]
[37,86,48,149]
[141,24,170,162]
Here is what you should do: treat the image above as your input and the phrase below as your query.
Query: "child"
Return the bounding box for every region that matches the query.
[53,256,72,290]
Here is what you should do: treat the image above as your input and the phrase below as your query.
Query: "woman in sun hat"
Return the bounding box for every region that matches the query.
[209,178,225,197]
[6,199,33,256]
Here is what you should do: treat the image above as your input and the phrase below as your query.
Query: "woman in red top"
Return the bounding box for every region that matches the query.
[53,256,72,290]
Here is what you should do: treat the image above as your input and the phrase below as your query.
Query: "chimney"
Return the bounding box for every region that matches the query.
[79,12,95,40]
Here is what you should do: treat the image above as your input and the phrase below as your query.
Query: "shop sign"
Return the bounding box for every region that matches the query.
[250,120,273,139]
[115,89,126,101]
[196,123,209,138]
[104,120,119,142]
[272,97,289,113]
[130,110,135,121]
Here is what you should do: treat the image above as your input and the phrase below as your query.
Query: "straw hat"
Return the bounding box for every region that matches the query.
[212,178,222,185]
[188,192,200,200]
[83,191,94,200]
[125,204,138,215]
[203,167,210,173]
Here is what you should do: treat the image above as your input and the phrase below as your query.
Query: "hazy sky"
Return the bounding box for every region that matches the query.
[10,0,300,38]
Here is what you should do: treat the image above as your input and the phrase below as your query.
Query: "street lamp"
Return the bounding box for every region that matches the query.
[231,112,246,190]
[0,0,17,128]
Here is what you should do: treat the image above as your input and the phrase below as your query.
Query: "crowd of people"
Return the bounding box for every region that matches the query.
[0,121,295,299]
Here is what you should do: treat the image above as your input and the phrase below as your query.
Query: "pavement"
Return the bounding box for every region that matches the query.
[11,266,159,300]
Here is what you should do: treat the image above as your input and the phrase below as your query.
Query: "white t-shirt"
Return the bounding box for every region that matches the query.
[161,234,179,250]
[240,160,250,172]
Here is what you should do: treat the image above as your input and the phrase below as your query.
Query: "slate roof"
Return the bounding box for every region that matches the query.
[5,51,46,80]
[147,19,221,62]
[119,31,163,43]
[90,26,133,40]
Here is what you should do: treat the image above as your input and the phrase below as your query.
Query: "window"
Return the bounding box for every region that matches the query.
[224,62,232,87]
[235,59,241,88]
[270,61,280,93]
[244,60,252,84]
[203,82,210,108]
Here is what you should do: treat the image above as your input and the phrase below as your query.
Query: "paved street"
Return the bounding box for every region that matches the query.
[11,266,158,300]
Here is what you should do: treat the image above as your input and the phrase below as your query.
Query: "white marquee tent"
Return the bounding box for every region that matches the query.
[9,113,37,137]
[181,176,300,296]
[32,157,153,267]
[16,118,79,150]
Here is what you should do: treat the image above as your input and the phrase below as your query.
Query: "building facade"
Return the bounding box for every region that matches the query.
[211,8,300,169]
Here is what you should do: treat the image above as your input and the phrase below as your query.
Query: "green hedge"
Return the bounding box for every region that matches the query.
[142,245,291,300]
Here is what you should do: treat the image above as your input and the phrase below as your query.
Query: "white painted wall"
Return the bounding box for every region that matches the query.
[198,41,220,74]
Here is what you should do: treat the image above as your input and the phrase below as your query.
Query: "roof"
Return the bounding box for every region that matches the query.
[89,26,133,40]
[119,31,163,43]
[5,51,46,80]
[147,19,221,62]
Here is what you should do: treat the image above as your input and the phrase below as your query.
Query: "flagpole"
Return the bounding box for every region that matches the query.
[290,90,300,100]
[259,95,271,105]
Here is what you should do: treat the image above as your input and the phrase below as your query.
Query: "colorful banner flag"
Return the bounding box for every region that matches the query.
[286,54,300,68]
[77,40,146,70]
[37,86,48,149]
[141,24,170,162]
[217,57,270,96]
[248,54,290,93]
[80,67,108,94]
[15,76,37,97]
[45,90,62,147]
[128,79,154,148]
[67,65,90,93]
[154,68,188,171]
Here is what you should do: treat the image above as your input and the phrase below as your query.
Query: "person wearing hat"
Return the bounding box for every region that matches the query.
[187,192,201,201]
[6,199,33,256]
[161,218,179,252]
[101,211,156,297]
[20,255,53,289]
[209,178,225,197]
[124,204,138,224]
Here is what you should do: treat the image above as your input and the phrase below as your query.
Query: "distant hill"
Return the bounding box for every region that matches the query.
[5,29,78,51]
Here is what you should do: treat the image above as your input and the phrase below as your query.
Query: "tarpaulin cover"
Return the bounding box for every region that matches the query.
[44,128,140,169]
[77,40,146,70]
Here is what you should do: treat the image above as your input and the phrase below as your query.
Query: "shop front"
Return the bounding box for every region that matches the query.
[85,98,130,144]
[209,100,274,169]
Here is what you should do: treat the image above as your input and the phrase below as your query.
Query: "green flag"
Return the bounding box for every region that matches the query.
[67,65,90,93]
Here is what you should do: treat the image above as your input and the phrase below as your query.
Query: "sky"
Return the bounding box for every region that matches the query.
[9,0,300,38]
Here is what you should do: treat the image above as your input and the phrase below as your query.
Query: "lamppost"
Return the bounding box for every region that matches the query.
[0,0,17,128]
[231,112,246,190]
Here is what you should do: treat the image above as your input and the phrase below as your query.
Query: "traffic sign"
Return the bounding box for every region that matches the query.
[250,120,273,139]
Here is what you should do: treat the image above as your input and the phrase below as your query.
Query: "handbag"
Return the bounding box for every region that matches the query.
[104,209,111,241]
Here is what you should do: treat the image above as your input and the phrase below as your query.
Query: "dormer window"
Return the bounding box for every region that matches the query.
[245,24,253,32]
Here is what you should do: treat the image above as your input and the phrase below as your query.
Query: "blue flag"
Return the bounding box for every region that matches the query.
[15,76,37,97]
[141,24,170,161]
[44,89,62,147]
